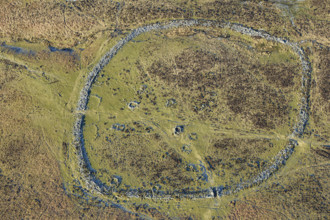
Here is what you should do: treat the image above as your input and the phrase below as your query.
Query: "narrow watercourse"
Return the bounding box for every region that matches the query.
[72,19,311,200]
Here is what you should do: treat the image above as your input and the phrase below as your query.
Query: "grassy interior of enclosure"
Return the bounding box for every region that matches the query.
[83,26,303,193]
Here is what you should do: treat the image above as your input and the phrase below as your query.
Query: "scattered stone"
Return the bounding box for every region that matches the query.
[145,126,154,133]
[105,136,111,143]
[174,125,184,135]
[137,84,148,95]
[165,98,177,107]
[181,145,192,154]
[112,123,125,131]
[188,133,198,140]
[111,175,122,187]
[128,101,140,110]
[186,164,198,172]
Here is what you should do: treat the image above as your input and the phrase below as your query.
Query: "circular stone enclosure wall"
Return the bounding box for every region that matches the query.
[72,20,311,203]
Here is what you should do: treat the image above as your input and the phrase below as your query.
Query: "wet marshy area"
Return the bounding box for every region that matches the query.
[1,42,36,56]
[0,42,80,72]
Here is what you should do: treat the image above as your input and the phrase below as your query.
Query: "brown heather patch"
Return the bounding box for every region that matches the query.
[309,45,330,141]
[100,135,193,188]
[148,48,292,129]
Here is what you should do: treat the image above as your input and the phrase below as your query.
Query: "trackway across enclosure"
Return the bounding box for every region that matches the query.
[72,19,311,201]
